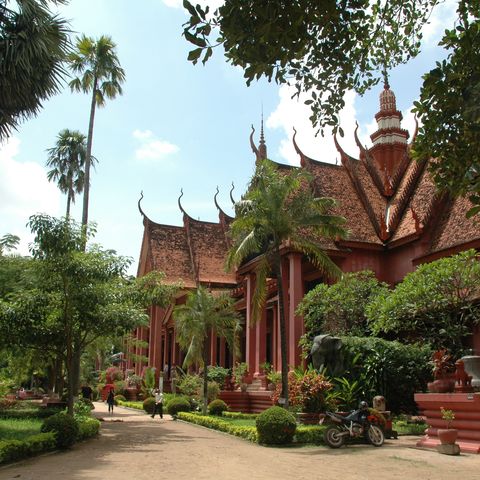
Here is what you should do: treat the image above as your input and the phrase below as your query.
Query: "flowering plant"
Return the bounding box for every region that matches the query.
[431,350,455,379]
[272,368,332,413]
[440,407,455,429]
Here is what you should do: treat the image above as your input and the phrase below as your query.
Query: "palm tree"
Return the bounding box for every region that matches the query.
[0,0,69,140]
[174,286,242,415]
[226,159,348,408]
[46,129,89,218]
[68,34,125,230]
[0,233,20,255]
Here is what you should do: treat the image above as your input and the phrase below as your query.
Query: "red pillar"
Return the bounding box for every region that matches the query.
[210,330,218,366]
[245,274,257,379]
[219,337,226,367]
[254,309,267,376]
[288,253,304,367]
[151,307,164,378]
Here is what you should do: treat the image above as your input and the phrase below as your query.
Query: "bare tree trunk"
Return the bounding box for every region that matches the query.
[81,77,97,246]
[274,248,289,409]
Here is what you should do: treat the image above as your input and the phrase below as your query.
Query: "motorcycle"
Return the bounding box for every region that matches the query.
[321,401,385,448]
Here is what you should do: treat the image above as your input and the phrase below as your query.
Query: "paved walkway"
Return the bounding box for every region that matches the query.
[1,402,479,480]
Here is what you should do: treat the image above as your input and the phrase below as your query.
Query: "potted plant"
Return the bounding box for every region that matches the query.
[259,361,272,388]
[437,407,458,445]
[266,370,281,391]
[428,350,456,393]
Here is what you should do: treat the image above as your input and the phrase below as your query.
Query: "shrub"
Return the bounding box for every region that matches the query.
[295,425,326,444]
[74,398,94,418]
[0,432,56,464]
[113,380,126,396]
[167,396,191,416]
[340,337,432,413]
[40,413,79,449]
[105,367,123,383]
[177,373,202,397]
[207,366,230,387]
[143,397,156,414]
[256,406,296,445]
[208,399,228,416]
[76,418,100,440]
[206,381,220,402]
[114,394,126,405]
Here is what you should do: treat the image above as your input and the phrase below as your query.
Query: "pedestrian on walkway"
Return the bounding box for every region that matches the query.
[151,389,163,419]
[106,388,115,415]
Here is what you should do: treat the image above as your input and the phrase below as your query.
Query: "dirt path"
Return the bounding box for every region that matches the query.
[0,402,479,480]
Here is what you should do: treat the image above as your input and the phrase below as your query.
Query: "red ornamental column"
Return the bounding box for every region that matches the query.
[254,309,267,376]
[148,306,156,367]
[210,330,218,366]
[288,253,304,368]
[219,337,226,367]
[245,274,257,379]
[134,327,141,375]
[151,307,164,378]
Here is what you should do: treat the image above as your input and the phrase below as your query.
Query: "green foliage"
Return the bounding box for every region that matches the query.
[177,373,202,397]
[367,250,480,354]
[329,377,363,412]
[73,398,93,419]
[222,411,258,420]
[272,368,332,413]
[205,381,220,402]
[142,397,156,414]
[232,362,248,387]
[294,425,326,445]
[0,417,42,440]
[167,396,191,416]
[207,365,230,387]
[183,0,437,135]
[76,417,100,440]
[298,271,389,345]
[178,412,258,442]
[340,337,432,413]
[207,399,228,416]
[256,406,296,445]
[0,234,20,255]
[114,395,126,405]
[0,432,56,465]
[143,367,156,391]
[0,0,70,140]
[413,2,480,216]
[40,413,79,449]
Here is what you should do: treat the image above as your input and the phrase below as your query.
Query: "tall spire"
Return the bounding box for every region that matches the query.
[259,108,267,159]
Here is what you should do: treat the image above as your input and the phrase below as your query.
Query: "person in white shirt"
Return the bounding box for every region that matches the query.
[151,389,164,419]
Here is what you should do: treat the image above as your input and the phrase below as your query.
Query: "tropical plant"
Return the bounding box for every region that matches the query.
[177,372,202,398]
[143,367,156,392]
[207,365,230,387]
[0,234,20,255]
[232,362,248,388]
[46,129,90,217]
[440,407,455,429]
[367,249,480,355]
[68,34,126,230]
[226,159,347,407]
[272,368,332,414]
[0,0,70,140]
[174,286,241,414]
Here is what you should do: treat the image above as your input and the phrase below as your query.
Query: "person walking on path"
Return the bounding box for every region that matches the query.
[151,389,163,419]
[106,388,115,415]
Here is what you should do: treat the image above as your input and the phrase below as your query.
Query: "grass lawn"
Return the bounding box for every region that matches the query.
[217,417,256,427]
[0,418,43,441]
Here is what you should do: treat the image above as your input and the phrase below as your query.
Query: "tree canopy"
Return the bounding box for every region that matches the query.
[0,0,70,139]
[367,249,480,355]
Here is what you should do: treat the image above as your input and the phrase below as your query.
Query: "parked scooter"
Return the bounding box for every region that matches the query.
[321,401,385,448]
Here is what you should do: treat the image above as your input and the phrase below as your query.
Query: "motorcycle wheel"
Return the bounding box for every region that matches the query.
[324,426,345,448]
[366,424,385,447]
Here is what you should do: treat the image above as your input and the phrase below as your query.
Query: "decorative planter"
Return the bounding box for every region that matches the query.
[125,387,138,401]
[438,428,458,445]
[428,376,455,393]
[461,356,480,388]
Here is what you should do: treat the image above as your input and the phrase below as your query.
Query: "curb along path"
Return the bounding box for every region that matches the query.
[0,402,478,480]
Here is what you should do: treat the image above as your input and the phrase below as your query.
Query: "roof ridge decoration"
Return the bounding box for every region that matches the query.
[229,182,236,205]
[250,123,267,164]
[138,190,147,218]
[334,132,383,241]
[292,127,309,168]
[179,188,200,285]
[387,158,428,235]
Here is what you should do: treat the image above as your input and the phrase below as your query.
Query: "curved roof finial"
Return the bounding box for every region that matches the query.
[214,186,221,212]
[292,127,307,168]
[229,182,236,205]
[354,122,366,156]
[249,124,260,160]
[137,190,147,217]
[178,188,187,216]
[410,115,419,146]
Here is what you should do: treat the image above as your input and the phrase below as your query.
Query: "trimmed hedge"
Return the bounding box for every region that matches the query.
[207,399,228,416]
[41,413,79,449]
[167,397,191,416]
[294,425,326,444]
[143,397,156,414]
[0,407,62,419]
[222,411,258,420]
[256,406,296,445]
[178,412,258,442]
[0,432,56,464]
[77,417,100,440]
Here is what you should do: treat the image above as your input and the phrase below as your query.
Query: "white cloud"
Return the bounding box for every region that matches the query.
[162,0,182,8]
[422,0,458,45]
[133,129,179,162]
[267,86,419,166]
[0,136,61,255]
[267,87,361,165]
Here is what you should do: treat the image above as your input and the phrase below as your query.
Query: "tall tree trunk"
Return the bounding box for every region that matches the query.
[81,78,97,244]
[274,248,289,409]
[66,335,74,415]
[203,338,209,415]
[66,192,72,218]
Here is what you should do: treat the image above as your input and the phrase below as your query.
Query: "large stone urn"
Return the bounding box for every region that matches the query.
[461,356,480,388]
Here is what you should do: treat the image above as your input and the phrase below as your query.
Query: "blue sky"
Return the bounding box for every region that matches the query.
[0,0,457,274]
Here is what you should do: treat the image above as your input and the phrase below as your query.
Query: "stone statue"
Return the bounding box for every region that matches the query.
[310,334,344,376]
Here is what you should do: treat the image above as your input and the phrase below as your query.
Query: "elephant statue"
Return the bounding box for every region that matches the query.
[310,334,344,376]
